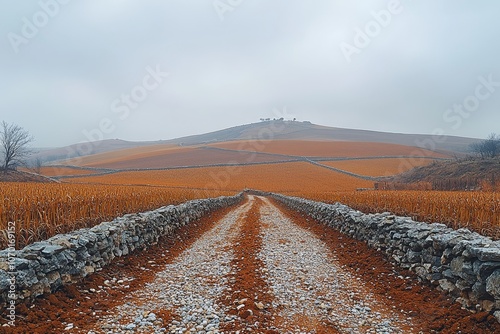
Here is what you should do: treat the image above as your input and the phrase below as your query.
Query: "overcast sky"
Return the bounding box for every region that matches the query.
[1,1,499,147]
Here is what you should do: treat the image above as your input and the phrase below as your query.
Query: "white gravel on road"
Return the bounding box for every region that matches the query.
[91,199,253,334]
[86,196,419,334]
[258,197,416,334]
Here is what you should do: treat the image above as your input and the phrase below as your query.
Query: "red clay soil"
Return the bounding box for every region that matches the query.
[0,204,239,334]
[218,197,278,333]
[271,199,500,334]
[218,197,339,334]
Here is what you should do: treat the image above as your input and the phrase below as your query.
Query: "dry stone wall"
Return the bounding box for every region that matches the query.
[269,192,500,322]
[0,193,243,307]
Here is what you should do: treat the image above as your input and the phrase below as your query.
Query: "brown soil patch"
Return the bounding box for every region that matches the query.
[154,308,176,328]
[287,314,339,334]
[0,203,240,333]
[219,197,278,333]
[272,199,500,334]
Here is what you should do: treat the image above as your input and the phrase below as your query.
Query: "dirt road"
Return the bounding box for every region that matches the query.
[5,196,500,333]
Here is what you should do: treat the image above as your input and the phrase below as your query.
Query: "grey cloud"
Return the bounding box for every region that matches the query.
[0,0,499,147]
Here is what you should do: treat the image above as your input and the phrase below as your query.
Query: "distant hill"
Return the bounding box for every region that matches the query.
[163,121,478,154]
[32,121,479,164]
[30,139,164,164]
[56,139,450,170]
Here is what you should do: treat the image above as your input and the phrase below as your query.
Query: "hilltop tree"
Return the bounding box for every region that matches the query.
[0,121,34,172]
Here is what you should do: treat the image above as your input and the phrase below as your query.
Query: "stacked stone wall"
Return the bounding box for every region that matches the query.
[0,193,243,306]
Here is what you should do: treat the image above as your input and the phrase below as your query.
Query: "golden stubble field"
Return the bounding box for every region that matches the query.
[2,140,498,248]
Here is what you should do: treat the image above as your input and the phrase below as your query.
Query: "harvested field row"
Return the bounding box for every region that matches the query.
[210,140,452,159]
[321,158,437,177]
[298,190,500,239]
[0,182,233,249]
[81,148,291,170]
[55,140,451,171]
[66,162,374,193]
[44,156,437,180]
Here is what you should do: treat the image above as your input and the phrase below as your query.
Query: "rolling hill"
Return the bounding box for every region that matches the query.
[32,121,478,165]
[167,121,478,153]
[49,139,450,171]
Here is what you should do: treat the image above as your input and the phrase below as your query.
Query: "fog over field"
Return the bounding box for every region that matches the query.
[1,1,499,147]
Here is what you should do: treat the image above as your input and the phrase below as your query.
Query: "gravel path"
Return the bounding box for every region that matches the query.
[258,197,415,333]
[91,199,253,333]
[84,196,419,334]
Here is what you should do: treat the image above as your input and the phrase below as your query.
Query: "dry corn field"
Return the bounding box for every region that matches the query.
[67,162,375,192]
[321,158,437,177]
[299,190,500,239]
[211,140,451,158]
[2,158,499,249]
[0,183,233,249]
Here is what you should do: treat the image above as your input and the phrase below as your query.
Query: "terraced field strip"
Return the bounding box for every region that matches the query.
[63,162,374,192]
[209,140,452,159]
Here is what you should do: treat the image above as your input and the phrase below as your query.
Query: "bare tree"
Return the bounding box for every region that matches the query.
[470,133,500,158]
[470,141,488,159]
[484,133,499,158]
[0,121,34,173]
